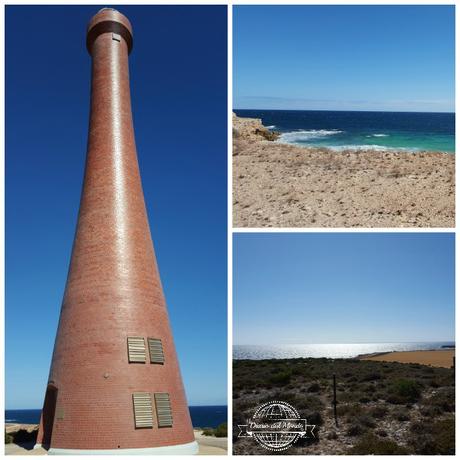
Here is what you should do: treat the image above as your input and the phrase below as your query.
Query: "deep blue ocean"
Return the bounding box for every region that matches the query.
[235,109,455,153]
[5,406,227,429]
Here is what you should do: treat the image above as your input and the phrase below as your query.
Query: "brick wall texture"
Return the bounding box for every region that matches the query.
[36,9,195,451]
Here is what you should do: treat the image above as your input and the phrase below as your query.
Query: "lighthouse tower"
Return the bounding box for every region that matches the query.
[35,9,197,454]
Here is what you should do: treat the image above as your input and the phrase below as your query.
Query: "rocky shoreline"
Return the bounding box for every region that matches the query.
[233,113,455,227]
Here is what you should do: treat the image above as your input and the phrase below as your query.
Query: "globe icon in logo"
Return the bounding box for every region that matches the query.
[252,401,302,451]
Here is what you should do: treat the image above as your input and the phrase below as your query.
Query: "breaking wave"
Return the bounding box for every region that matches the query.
[278,129,343,143]
[327,144,420,152]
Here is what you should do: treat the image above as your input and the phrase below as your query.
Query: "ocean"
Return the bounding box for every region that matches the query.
[234,109,455,153]
[5,405,227,429]
[234,342,455,360]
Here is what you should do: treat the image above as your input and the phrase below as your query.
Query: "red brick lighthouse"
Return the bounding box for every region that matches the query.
[35,8,197,454]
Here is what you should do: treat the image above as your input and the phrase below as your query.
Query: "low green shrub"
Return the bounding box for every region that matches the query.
[338,403,363,418]
[215,422,227,438]
[269,370,292,386]
[426,387,455,412]
[347,424,364,437]
[349,432,409,454]
[356,414,377,429]
[409,417,455,455]
[387,379,422,404]
[369,405,388,419]
[360,372,382,382]
[392,408,410,422]
[307,383,320,393]
[5,432,13,444]
[305,411,323,427]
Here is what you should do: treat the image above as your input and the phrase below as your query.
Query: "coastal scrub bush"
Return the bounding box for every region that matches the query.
[11,429,37,443]
[356,414,377,429]
[337,403,363,418]
[5,432,13,444]
[360,372,382,382]
[392,408,410,422]
[387,379,422,404]
[349,433,409,454]
[201,427,214,436]
[268,370,292,386]
[215,422,227,438]
[369,405,388,419]
[419,405,442,418]
[296,394,324,412]
[347,424,364,437]
[409,418,455,455]
[305,411,323,427]
[307,383,321,393]
[425,387,455,413]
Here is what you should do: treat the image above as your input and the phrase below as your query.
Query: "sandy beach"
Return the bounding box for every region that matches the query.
[362,349,455,368]
[233,114,455,228]
[4,426,227,456]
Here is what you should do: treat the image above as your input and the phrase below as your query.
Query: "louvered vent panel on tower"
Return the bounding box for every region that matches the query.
[132,392,153,428]
[154,393,173,427]
[148,338,165,364]
[127,336,146,363]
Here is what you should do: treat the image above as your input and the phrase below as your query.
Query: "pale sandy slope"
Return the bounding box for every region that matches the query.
[233,114,455,228]
[363,350,455,368]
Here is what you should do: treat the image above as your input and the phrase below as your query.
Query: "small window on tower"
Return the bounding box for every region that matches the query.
[132,392,153,428]
[148,338,165,364]
[127,336,146,363]
[112,32,121,42]
[154,393,173,427]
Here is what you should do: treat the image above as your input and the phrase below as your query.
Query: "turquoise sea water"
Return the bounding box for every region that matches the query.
[235,109,455,153]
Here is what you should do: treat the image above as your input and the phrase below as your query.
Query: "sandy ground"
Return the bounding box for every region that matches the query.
[194,430,227,455]
[362,349,455,368]
[4,427,227,455]
[233,114,455,228]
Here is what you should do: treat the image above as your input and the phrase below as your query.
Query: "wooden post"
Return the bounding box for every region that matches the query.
[333,373,338,427]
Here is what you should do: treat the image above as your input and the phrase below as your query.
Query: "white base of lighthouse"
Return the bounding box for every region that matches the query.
[46,440,199,455]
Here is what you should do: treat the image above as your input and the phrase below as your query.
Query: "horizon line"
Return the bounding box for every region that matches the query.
[234,107,455,114]
[5,403,229,411]
[234,340,455,346]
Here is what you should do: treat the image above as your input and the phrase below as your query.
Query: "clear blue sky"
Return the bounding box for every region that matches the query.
[234,233,455,345]
[234,5,455,112]
[6,5,227,409]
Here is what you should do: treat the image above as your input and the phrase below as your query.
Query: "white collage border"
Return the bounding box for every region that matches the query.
[0,0,458,458]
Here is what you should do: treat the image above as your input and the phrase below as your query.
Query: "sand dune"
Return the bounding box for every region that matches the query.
[363,350,455,368]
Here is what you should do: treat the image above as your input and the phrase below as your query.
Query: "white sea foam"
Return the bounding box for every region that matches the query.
[372,133,389,137]
[278,129,343,143]
[266,125,276,129]
[326,144,420,152]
